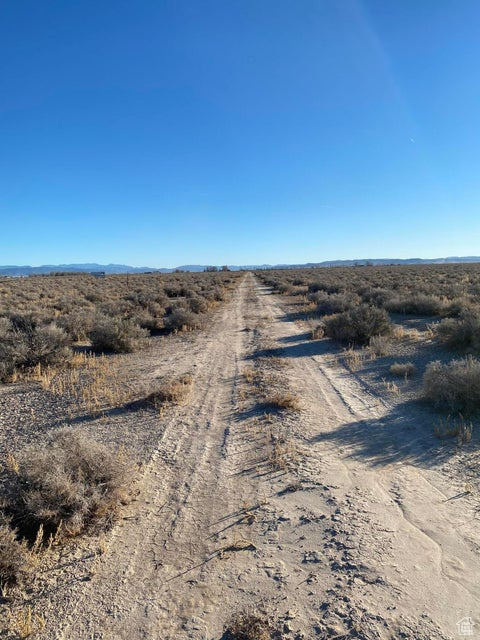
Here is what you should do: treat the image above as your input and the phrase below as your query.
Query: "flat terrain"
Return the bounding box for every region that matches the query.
[2,273,479,639]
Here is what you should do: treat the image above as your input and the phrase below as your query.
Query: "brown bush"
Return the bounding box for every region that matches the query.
[4,429,134,539]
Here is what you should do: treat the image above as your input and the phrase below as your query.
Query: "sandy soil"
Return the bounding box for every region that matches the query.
[3,273,479,639]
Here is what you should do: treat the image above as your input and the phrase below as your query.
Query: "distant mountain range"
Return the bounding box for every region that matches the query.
[0,257,479,276]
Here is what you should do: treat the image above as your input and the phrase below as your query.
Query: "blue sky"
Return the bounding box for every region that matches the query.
[1,0,479,267]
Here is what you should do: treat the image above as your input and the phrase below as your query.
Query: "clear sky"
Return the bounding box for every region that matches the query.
[1,0,479,267]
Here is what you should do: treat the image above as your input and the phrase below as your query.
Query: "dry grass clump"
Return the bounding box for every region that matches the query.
[324,305,392,346]
[435,311,480,353]
[0,519,30,588]
[243,367,260,383]
[423,356,480,414]
[146,374,193,407]
[434,415,473,444]
[0,316,72,381]
[7,605,46,638]
[224,609,280,640]
[368,334,391,357]
[37,352,130,413]
[88,314,149,353]
[342,347,365,371]
[265,392,301,411]
[311,324,325,339]
[389,362,416,378]
[4,429,134,539]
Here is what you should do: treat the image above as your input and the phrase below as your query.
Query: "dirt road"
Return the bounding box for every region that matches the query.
[39,274,479,639]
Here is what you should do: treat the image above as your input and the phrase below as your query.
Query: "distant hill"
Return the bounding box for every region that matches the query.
[1,257,479,276]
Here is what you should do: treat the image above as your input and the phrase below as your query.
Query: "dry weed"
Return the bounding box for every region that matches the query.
[343,347,365,371]
[434,415,473,444]
[390,362,416,378]
[146,374,193,408]
[265,392,301,411]
[224,608,280,640]
[7,606,45,638]
[4,429,134,540]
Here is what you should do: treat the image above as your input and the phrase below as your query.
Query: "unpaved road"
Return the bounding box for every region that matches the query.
[37,274,479,639]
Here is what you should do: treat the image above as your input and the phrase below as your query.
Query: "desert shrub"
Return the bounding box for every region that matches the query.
[58,308,96,341]
[359,287,391,307]
[164,309,201,332]
[386,294,445,316]
[210,286,226,301]
[4,429,133,539]
[435,311,480,352]
[187,296,208,314]
[369,334,391,356]
[278,283,300,296]
[324,305,392,345]
[88,315,149,353]
[423,356,480,414]
[0,519,30,587]
[310,292,359,315]
[0,316,72,381]
[390,362,416,377]
[308,281,341,295]
[444,297,475,318]
[127,310,162,332]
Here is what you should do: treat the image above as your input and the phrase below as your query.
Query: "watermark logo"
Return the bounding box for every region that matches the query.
[457,617,475,636]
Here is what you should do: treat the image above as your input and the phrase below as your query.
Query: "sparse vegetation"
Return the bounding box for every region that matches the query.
[0,270,240,381]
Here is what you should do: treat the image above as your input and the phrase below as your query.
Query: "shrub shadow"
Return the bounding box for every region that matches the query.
[308,400,477,468]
